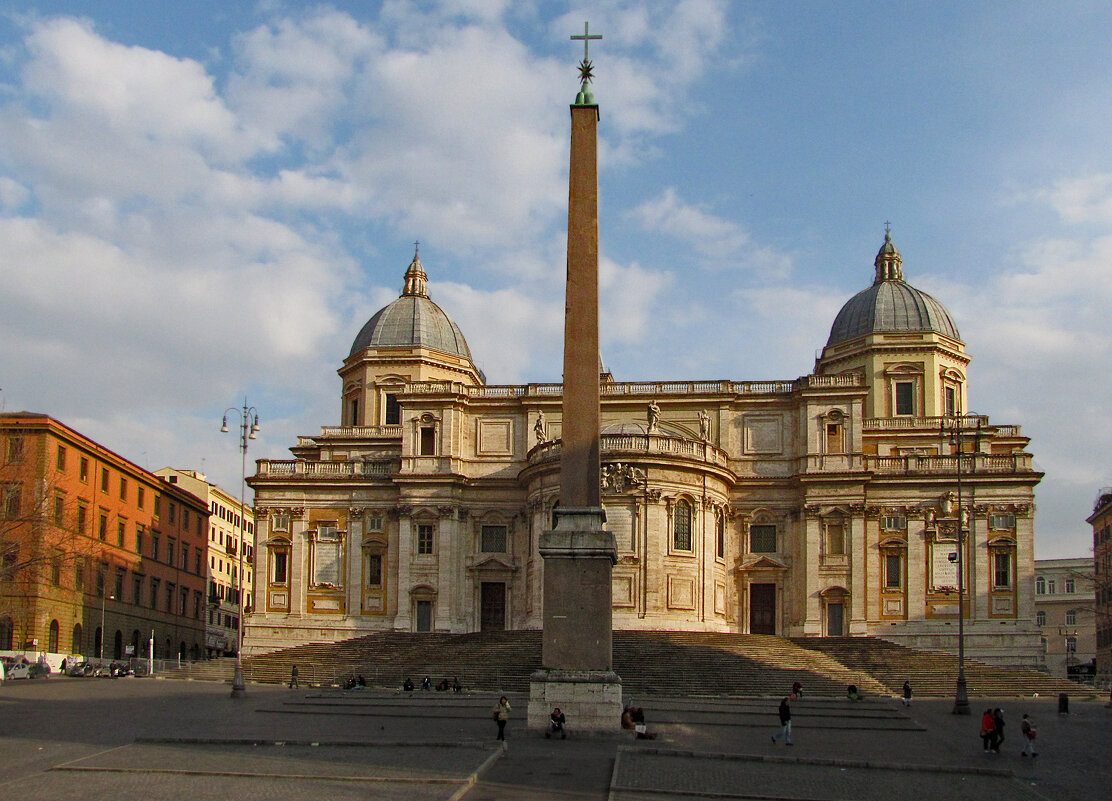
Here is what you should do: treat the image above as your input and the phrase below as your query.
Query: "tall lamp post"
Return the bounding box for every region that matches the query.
[99,592,114,664]
[222,399,259,699]
[941,415,982,716]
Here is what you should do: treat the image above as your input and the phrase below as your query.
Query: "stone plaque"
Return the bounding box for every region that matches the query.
[478,419,513,455]
[743,415,782,454]
[667,575,696,610]
[604,504,634,551]
[929,542,960,590]
[313,536,342,587]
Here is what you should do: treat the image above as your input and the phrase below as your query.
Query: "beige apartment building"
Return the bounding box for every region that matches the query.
[246,233,1042,666]
[1033,557,1096,682]
[155,469,255,658]
[1087,489,1112,688]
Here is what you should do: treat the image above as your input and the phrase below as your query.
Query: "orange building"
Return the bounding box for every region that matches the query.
[1,413,207,662]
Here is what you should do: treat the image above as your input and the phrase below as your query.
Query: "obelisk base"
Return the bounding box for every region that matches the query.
[528,669,623,732]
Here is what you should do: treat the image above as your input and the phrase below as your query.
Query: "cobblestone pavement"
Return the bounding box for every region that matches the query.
[0,677,1108,800]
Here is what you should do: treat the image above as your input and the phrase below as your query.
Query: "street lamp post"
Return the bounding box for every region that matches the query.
[222,398,259,699]
[99,591,114,665]
[941,415,982,716]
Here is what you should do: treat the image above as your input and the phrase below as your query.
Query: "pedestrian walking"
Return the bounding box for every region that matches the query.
[289,664,299,689]
[1020,713,1038,758]
[980,708,997,752]
[771,696,793,745]
[791,681,803,699]
[901,680,912,707]
[492,695,511,741]
[993,708,1006,753]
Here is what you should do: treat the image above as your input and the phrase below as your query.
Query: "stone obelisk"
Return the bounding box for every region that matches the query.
[529,22,621,733]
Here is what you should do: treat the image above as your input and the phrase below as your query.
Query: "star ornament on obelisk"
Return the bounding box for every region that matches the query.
[529,21,622,734]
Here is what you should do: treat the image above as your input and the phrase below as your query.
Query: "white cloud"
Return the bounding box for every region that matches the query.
[628,188,792,275]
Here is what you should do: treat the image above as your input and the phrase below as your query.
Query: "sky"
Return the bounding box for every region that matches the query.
[1,0,1109,560]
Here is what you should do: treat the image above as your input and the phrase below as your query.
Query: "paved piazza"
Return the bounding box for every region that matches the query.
[0,677,1108,800]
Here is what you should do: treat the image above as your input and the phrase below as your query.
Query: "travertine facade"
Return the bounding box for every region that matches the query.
[247,235,1042,666]
[1086,490,1112,687]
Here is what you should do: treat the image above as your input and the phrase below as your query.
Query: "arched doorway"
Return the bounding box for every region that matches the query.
[48,620,60,653]
[113,630,123,659]
[94,626,103,658]
[72,623,83,653]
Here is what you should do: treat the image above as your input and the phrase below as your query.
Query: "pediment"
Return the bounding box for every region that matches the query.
[738,555,788,571]
[466,554,518,573]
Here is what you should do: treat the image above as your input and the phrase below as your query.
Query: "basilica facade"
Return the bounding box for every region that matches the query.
[246,233,1042,666]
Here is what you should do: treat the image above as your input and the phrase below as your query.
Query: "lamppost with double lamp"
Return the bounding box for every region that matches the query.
[222,399,259,699]
[941,414,982,716]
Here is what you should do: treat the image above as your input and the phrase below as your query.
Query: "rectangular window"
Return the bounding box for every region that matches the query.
[56,445,66,471]
[1047,578,1056,594]
[98,512,108,541]
[119,477,127,502]
[53,494,65,526]
[137,486,145,509]
[993,552,1011,588]
[74,559,85,592]
[117,520,126,547]
[151,534,160,561]
[481,525,508,553]
[183,509,190,529]
[272,550,289,584]
[114,570,124,600]
[385,393,401,425]
[1065,609,1077,626]
[716,515,725,559]
[100,467,109,493]
[417,524,435,554]
[167,539,175,566]
[945,386,957,416]
[989,514,1016,530]
[826,523,845,555]
[825,423,843,453]
[1036,610,1046,626]
[1066,636,1077,652]
[150,578,160,609]
[133,575,143,604]
[3,484,19,519]
[885,553,902,588]
[77,503,88,534]
[895,381,915,416]
[168,503,176,524]
[1065,578,1075,593]
[882,515,907,531]
[750,525,777,553]
[79,457,89,482]
[420,426,436,455]
[135,525,144,554]
[366,553,382,586]
[51,552,62,585]
[6,436,23,463]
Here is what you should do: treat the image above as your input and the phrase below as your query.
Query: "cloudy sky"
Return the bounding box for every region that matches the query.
[1,1,1108,559]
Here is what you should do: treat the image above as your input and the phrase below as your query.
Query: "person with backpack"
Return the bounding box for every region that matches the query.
[1020,713,1038,758]
[492,695,511,741]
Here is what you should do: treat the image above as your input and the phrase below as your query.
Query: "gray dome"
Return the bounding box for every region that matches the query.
[349,252,474,360]
[826,231,960,348]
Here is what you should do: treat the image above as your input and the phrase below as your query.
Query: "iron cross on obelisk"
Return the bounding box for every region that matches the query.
[571,20,601,61]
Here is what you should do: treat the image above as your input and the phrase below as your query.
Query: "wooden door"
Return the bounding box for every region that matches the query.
[749,583,776,634]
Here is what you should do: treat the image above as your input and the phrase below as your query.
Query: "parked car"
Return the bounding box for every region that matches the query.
[1,656,35,680]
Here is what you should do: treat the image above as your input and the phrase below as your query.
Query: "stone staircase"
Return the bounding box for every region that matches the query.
[158,657,238,683]
[792,636,1093,698]
[225,631,1096,699]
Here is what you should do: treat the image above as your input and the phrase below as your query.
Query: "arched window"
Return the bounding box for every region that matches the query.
[715,512,725,560]
[673,499,693,551]
[1065,609,1077,626]
[1036,610,1046,626]
[48,620,59,653]
[1035,576,1046,594]
[72,623,82,653]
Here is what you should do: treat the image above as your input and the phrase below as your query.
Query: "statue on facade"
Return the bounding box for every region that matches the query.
[699,409,710,441]
[939,490,955,516]
[647,400,660,433]
[534,411,547,444]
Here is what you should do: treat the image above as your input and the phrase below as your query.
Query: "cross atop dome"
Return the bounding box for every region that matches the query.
[402,243,428,297]
[874,224,904,283]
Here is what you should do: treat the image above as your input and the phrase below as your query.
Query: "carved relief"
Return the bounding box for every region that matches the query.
[601,462,646,493]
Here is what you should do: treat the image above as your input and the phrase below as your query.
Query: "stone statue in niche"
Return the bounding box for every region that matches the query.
[534,411,547,444]
[699,409,710,441]
[939,490,955,516]
[647,400,660,433]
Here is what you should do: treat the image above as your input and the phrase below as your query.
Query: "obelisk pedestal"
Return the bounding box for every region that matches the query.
[528,46,622,732]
